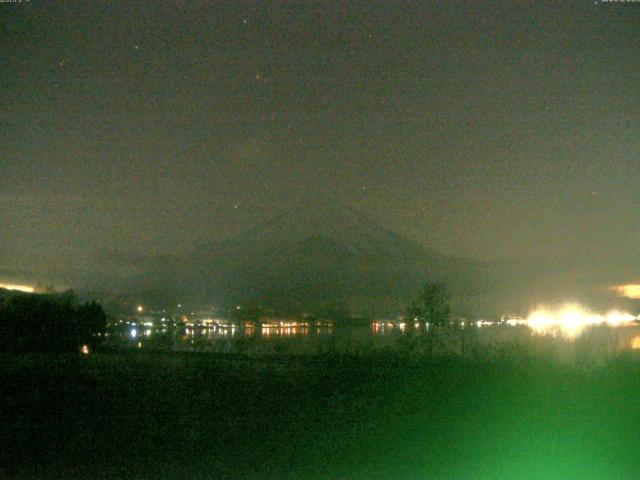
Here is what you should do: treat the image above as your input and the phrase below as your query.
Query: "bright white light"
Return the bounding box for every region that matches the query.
[559,306,587,338]
[605,310,636,326]
[526,303,637,338]
[0,283,34,293]
[505,318,526,326]
[136,305,143,313]
[130,328,137,338]
[477,320,494,327]
[80,345,89,355]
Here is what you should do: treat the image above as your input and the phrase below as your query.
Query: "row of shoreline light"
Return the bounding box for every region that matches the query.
[372,304,640,339]
[526,305,639,338]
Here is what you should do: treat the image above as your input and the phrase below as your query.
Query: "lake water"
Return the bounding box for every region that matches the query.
[107,321,640,363]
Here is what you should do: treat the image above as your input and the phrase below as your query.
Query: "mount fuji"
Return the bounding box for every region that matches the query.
[134,200,492,317]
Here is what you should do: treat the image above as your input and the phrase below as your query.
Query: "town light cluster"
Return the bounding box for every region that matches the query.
[526,304,638,338]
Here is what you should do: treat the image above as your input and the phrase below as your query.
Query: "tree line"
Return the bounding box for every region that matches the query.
[0,290,106,353]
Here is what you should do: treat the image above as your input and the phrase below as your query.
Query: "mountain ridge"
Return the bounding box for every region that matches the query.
[133,201,492,317]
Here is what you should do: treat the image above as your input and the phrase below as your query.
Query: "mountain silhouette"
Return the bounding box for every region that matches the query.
[136,200,491,317]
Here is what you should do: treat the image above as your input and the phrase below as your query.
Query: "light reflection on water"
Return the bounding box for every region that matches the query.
[113,321,640,360]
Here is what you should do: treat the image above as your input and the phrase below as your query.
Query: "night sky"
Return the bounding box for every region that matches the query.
[2,1,639,290]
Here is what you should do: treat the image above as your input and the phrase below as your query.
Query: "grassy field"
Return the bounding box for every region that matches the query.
[2,350,640,479]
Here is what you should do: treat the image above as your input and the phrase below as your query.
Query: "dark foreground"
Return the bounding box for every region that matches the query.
[2,351,640,479]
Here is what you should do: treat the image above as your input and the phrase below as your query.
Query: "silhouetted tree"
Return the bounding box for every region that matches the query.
[404,282,451,356]
[75,301,107,349]
[406,282,451,327]
[0,292,107,353]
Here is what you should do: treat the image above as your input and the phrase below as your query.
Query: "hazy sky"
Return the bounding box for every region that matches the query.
[2,1,639,287]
